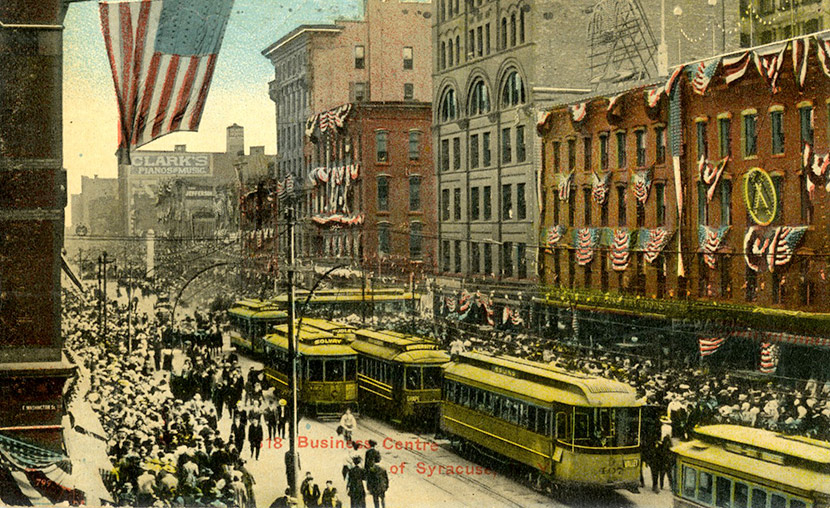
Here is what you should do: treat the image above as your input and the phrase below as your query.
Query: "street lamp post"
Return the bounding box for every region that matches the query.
[285,206,299,499]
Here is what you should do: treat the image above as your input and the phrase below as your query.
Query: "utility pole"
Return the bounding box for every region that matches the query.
[285,206,299,498]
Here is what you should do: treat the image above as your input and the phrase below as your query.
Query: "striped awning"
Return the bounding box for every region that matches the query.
[728,329,830,348]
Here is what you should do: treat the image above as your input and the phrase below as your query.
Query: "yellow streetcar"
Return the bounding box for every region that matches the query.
[226,299,288,355]
[350,329,449,428]
[301,318,358,343]
[441,351,642,491]
[261,320,358,417]
[672,425,830,508]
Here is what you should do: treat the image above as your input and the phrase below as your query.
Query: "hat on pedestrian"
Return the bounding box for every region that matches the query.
[368,440,377,447]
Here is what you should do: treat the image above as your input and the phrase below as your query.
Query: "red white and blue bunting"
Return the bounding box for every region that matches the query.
[502,306,525,326]
[546,225,567,248]
[817,33,830,77]
[591,171,611,205]
[309,164,360,186]
[569,102,587,123]
[699,337,726,357]
[803,143,830,199]
[631,168,653,205]
[759,341,780,374]
[698,225,731,270]
[311,213,365,226]
[610,228,632,271]
[689,58,720,95]
[638,227,673,264]
[793,37,811,89]
[556,171,574,202]
[699,156,729,202]
[743,225,808,272]
[754,42,788,93]
[574,227,601,266]
[476,291,495,326]
[645,87,662,109]
[306,103,353,139]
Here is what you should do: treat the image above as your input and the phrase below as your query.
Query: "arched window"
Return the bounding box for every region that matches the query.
[440,41,446,69]
[440,0,446,21]
[501,18,507,49]
[501,70,526,107]
[468,79,491,116]
[441,88,458,123]
[510,13,517,47]
[520,9,526,43]
[448,42,454,68]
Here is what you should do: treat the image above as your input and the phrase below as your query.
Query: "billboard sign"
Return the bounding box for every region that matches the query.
[128,151,212,177]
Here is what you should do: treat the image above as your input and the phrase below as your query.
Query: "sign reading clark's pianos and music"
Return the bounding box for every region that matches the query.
[128,151,213,177]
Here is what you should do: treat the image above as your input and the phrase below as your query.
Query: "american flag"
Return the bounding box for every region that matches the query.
[556,171,574,202]
[591,171,611,206]
[99,0,234,154]
[803,143,830,198]
[632,168,652,205]
[699,156,729,202]
[610,229,631,271]
[641,228,671,264]
[547,225,567,247]
[664,65,683,95]
[766,226,808,272]
[698,225,730,270]
[645,87,662,109]
[792,37,811,89]
[754,42,787,93]
[722,51,752,84]
[569,102,587,123]
[574,228,598,266]
[699,337,726,357]
[690,58,720,95]
[816,33,830,77]
[759,342,780,374]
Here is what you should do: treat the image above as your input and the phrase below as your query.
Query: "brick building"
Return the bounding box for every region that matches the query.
[739,0,826,47]
[70,175,119,236]
[304,102,435,274]
[538,32,830,378]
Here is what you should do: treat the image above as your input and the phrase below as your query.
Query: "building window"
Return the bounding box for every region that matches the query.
[583,136,592,171]
[746,265,757,302]
[771,174,783,224]
[455,36,460,65]
[470,134,480,169]
[582,187,592,226]
[517,183,526,220]
[655,126,666,164]
[552,140,561,171]
[517,243,527,279]
[567,139,576,170]
[771,109,785,155]
[471,187,480,220]
[568,250,575,288]
[403,46,413,70]
[500,17,507,48]
[453,137,461,170]
[453,188,462,221]
[442,240,450,272]
[404,83,414,101]
[616,131,627,168]
[469,79,491,116]
[476,26,483,56]
[483,243,492,274]
[448,41,454,67]
[409,131,421,160]
[501,70,526,107]
[519,9,526,43]
[697,181,708,226]
[483,185,492,220]
[483,132,492,167]
[355,45,365,69]
[441,138,450,171]
[802,171,814,223]
[800,105,814,147]
[454,240,462,272]
[510,13,517,46]
[721,180,732,225]
[439,41,446,69]
[409,176,421,211]
[599,133,609,170]
[656,183,666,226]
[503,242,513,277]
[636,201,645,228]
[410,222,423,259]
[441,88,457,122]
[772,272,783,304]
[743,112,758,157]
[485,23,491,54]
[502,183,513,219]
[378,223,390,255]
[441,188,450,221]
[502,127,512,163]
[799,258,813,306]
[635,130,646,167]
[377,176,389,211]
[696,121,708,160]
[471,242,480,273]
[720,254,731,299]
[354,82,368,102]
[517,126,526,162]
[376,131,388,162]
[718,117,731,158]
[600,198,609,227]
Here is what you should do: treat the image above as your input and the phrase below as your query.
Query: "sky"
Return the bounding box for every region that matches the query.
[62,0,365,201]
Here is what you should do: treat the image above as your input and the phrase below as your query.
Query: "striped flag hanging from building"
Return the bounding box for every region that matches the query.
[99,0,234,156]
[743,226,808,273]
[815,33,830,77]
[591,171,611,205]
[698,225,731,270]
[689,58,720,95]
[556,171,574,202]
[610,229,632,271]
[699,156,729,202]
[699,337,726,357]
[754,42,788,93]
[574,228,600,266]
[631,168,653,205]
[759,342,780,374]
[792,37,811,89]
[722,51,753,84]
[803,143,830,199]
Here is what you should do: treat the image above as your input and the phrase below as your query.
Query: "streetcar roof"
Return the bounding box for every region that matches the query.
[351,329,450,363]
[685,424,830,466]
[227,303,287,320]
[262,326,356,356]
[301,318,357,333]
[674,426,830,496]
[444,351,641,407]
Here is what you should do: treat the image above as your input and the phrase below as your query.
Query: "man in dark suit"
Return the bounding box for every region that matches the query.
[300,471,321,508]
[248,419,263,460]
[364,440,381,469]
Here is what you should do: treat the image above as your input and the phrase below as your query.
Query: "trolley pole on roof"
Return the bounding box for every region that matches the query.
[286,206,299,499]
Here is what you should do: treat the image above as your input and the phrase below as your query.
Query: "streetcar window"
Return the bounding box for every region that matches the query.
[790,500,807,508]
[459,384,469,406]
[683,466,697,499]
[555,412,569,441]
[734,483,748,508]
[325,360,344,382]
[444,381,455,402]
[715,476,732,508]
[392,365,403,386]
[751,489,766,508]
[615,407,640,447]
[541,410,550,436]
[308,359,324,381]
[527,405,537,432]
[423,367,442,389]
[482,392,493,415]
[574,412,590,441]
[345,359,356,380]
[770,495,786,508]
[519,403,529,429]
[698,471,713,504]
[381,362,388,385]
[406,367,422,390]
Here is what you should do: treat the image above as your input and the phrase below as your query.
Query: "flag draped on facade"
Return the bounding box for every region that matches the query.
[631,168,653,205]
[722,51,753,84]
[699,156,729,202]
[803,143,830,199]
[754,42,788,92]
[689,58,720,95]
[744,226,808,272]
[569,102,587,123]
[546,225,567,248]
[574,228,600,266]
[759,342,780,374]
[591,171,611,205]
[668,67,685,277]
[502,306,524,326]
[556,171,574,202]
[792,37,811,88]
[645,87,662,109]
[815,33,830,77]
[639,228,672,264]
[99,0,234,155]
[699,337,726,357]
[610,228,632,271]
[698,225,731,269]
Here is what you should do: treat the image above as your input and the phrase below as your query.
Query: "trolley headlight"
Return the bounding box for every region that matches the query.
[624,459,639,468]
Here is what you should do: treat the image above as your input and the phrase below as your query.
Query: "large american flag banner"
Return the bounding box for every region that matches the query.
[754,42,787,93]
[100,0,234,153]
[697,225,730,270]
[556,171,574,202]
[699,337,726,357]
[574,228,599,266]
[743,226,808,272]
